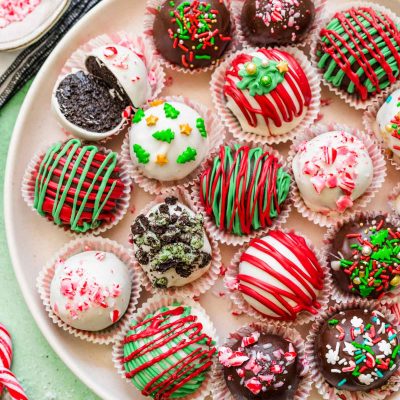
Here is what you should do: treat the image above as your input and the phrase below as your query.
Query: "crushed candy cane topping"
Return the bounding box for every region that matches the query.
[0,0,41,29]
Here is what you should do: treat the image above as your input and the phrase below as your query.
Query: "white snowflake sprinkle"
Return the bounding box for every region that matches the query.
[378,340,392,356]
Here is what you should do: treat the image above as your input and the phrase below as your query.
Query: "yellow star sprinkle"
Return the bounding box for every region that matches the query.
[149,99,165,107]
[155,154,168,165]
[276,61,289,74]
[179,123,192,136]
[146,115,158,126]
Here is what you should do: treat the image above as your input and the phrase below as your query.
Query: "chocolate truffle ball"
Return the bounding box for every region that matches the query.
[316,6,400,101]
[131,196,212,288]
[328,215,400,299]
[241,0,315,46]
[218,331,301,399]
[315,308,400,391]
[153,0,232,69]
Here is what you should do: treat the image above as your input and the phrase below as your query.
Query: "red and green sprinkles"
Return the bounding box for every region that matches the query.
[166,0,232,68]
[331,218,400,299]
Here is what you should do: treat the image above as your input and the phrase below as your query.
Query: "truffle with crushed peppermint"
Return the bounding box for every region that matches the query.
[50,250,131,331]
[292,131,373,215]
[328,215,400,300]
[218,331,301,399]
[240,0,315,46]
[315,308,400,391]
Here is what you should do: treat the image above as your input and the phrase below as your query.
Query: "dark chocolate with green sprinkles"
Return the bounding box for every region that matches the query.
[328,215,400,300]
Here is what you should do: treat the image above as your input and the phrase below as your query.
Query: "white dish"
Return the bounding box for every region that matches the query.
[0,0,70,51]
[4,0,400,399]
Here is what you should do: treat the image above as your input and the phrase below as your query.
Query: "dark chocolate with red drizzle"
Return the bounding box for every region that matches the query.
[328,215,400,300]
[316,6,400,101]
[199,144,291,236]
[152,0,232,69]
[218,331,301,399]
[123,304,216,398]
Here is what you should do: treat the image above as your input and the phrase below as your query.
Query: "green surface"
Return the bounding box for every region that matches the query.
[0,82,99,400]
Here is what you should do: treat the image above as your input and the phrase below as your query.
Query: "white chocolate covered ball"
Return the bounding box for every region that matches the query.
[129,101,209,181]
[50,251,131,331]
[292,131,373,214]
[376,89,400,159]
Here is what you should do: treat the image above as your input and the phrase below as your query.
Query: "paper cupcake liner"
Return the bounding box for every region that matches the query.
[231,0,327,50]
[54,32,165,142]
[190,138,293,246]
[111,294,218,400]
[129,186,221,297]
[388,183,400,217]
[309,1,400,111]
[21,141,132,236]
[120,94,226,195]
[210,45,321,145]
[36,236,142,345]
[211,323,312,400]
[143,0,237,74]
[322,211,400,306]
[363,80,400,170]
[287,122,387,228]
[305,299,400,400]
[224,227,332,326]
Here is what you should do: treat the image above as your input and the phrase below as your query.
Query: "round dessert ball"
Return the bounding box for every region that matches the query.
[376,89,400,160]
[129,100,209,181]
[316,6,400,102]
[218,331,301,399]
[292,131,373,214]
[315,308,400,391]
[30,138,127,233]
[241,0,315,46]
[199,144,291,236]
[50,251,131,331]
[152,0,232,69]
[328,215,400,300]
[238,230,324,321]
[131,196,212,288]
[123,304,216,398]
[224,48,312,137]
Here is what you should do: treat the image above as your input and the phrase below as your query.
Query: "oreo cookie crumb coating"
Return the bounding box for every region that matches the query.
[328,215,400,300]
[131,196,212,288]
[218,331,301,399]
[55,71,130,133]
[153,0,232,69]
[241,0,315,46]
[315,308,400,391]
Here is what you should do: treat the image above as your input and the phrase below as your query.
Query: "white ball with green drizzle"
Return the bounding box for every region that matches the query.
[129,100,209,181]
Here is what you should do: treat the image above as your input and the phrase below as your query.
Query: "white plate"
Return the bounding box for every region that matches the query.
[4,0,400,399]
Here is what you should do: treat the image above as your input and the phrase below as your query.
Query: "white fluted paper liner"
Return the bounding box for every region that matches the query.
[231,0,327,50]
[305,299,400,400]
[190,139,293,246]
[55,32,165,142]
[309,1,400,111]
[211,323,312,400]
[224,227,331,326]
[322,211,400,306]
[388,183,400,217]
[210,45,321,145]
[36,236,142,345]
[363,80,400,170]
[21,141,132,236]
[130,186,221,297]
[120,95,226,195]
[143,0,237,74]
[287,122,387,228]
[112,294,218,400]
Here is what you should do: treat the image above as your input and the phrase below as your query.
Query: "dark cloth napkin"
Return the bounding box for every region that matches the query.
[0,0,103,109]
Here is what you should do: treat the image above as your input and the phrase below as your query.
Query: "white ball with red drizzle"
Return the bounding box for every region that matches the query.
[237,230,324,321]
[50,251,131,331]
[292,131,373,214]
[376,89,400,160]
[223,48,312,137]
[86,44,151,108]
